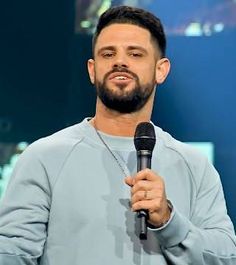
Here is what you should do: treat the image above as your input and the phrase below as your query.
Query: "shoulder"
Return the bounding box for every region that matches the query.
[16,119,91,172]
[154,125,206,163]
[10,120,89,188]
[154,125,219,186]
[24,122,85,158]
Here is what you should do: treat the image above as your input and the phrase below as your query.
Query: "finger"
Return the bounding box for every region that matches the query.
[131,190,148,204]
[124,176,134,187]
[131,190,156,204]
[131,198,162,212]
[134,168,160,182]
[131,180,154,195]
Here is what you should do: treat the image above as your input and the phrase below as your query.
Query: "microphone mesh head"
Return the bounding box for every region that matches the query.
[134,122,156,151]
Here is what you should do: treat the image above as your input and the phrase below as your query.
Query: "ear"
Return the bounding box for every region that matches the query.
[87,59,95,84]
[155,58,171,85]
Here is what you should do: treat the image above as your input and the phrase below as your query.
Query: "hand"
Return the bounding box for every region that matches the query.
[125,168,171,228]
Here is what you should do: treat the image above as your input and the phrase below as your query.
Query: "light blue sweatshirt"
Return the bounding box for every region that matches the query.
[0,118,235,265]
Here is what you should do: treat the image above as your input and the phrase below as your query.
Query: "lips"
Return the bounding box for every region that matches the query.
[108,72,133,80]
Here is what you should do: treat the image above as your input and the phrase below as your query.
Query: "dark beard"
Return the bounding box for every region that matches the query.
[95,68,155,113]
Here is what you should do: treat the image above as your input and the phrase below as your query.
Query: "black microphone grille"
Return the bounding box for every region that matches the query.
[134,122,156,152]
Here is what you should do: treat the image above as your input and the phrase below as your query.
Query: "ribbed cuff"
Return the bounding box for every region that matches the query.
[148,204,190,248]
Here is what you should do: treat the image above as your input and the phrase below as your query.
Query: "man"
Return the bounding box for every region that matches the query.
[0,5,235,265]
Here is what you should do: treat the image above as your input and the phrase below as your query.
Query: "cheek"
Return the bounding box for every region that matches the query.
[138,65,156,83]
[94,66,110,83]
[94,64,104,76]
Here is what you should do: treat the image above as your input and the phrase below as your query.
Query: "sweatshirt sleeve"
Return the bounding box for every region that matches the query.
[150,159,236,264]
[0,144,51,265]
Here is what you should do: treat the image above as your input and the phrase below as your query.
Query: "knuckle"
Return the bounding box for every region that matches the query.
[132,193,137,203]
[143,168,151,174]
[135,181,142,190]
[137,191,144,200]
[135,201,142,210]
[132,191,143,203]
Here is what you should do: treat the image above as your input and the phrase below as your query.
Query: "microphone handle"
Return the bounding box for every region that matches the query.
[137,152,152,171]
[136,150,152,240]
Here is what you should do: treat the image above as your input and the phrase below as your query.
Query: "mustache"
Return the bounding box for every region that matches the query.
[104,67,138,81]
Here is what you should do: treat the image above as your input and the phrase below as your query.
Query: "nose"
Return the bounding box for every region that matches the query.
[112,52,129,69]
[113,62,128,69]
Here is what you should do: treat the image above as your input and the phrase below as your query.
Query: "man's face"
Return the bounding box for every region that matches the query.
[88,23,160,113]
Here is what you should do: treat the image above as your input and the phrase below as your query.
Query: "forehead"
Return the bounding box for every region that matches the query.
[95,23,154,51]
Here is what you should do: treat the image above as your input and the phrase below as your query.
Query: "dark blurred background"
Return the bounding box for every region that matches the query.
[0,0,236,228]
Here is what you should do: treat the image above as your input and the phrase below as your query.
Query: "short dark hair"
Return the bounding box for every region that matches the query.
[92,6,166,58]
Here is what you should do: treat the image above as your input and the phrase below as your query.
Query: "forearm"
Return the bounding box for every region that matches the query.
[151,208,236,264]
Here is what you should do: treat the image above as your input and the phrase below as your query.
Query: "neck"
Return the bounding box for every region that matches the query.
[90,98,153,137]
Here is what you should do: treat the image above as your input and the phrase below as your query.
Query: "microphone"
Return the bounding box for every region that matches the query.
[134,122,156,240]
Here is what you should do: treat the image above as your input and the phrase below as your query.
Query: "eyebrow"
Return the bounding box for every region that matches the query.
[97,45,148,55]
[127,46,148,54]
[97,46,116,55]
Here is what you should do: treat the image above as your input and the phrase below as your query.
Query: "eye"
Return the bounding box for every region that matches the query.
[130,52,143,57]
[102,52,114,58]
